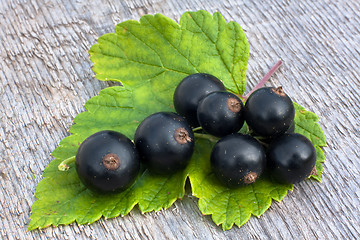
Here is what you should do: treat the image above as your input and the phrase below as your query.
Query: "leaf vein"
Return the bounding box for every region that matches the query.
[142,17,201,73]
[225,191,233,228]
[251,184,261,216]
[189,12,240,94]
[142,177,171,211]
[203,189,229,213]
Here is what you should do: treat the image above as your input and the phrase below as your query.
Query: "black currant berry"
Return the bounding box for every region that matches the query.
[134,112,194,175]
[210,133,266,188]
[244,87,295,137]
[267,133,317,184]
[173,73,226,127]
[197,91,244,137]
[76,130,140,193]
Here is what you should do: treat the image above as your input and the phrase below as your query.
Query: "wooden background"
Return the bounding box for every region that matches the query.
[1,0,360,239]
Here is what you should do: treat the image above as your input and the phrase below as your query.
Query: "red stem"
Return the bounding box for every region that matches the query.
[242,60,283,101]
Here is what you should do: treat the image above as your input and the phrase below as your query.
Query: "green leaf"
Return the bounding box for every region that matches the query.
[30,10,250,230]
[294,102,319,122]
[29,10,326,231]
[89,10,249,95]
[294,102,326,147]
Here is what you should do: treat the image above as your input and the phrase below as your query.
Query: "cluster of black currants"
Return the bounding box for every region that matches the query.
[74,73,317,194]
[173,73,317,188]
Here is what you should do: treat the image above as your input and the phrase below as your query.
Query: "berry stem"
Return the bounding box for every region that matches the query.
[242,60,283,101]
[192,126,203,132]
[194,133,219,143]
[58,156,76,171]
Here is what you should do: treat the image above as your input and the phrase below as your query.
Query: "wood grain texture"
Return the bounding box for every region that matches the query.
[1,0,360,239]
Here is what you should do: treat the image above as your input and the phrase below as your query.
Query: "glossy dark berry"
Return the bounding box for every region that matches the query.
[244,87,295,137]
[211,133,266,188]
[197,91,245,137]
[173,73,226,127]
[76,130,140,193]
[134,112,194,175]
[267,133,317,184]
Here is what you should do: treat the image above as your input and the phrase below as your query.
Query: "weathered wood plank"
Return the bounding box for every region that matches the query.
[1,0,360,239]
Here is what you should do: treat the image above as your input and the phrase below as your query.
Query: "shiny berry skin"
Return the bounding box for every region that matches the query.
[267,133,317,184]
[210,133,266,188]
[173,73,226,127]
[244,87,295,137]
[134,112,194,175]
[75,130,140,193]
[197,91,245,137]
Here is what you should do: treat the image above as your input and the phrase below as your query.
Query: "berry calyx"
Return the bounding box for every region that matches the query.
[102,153,121,170]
